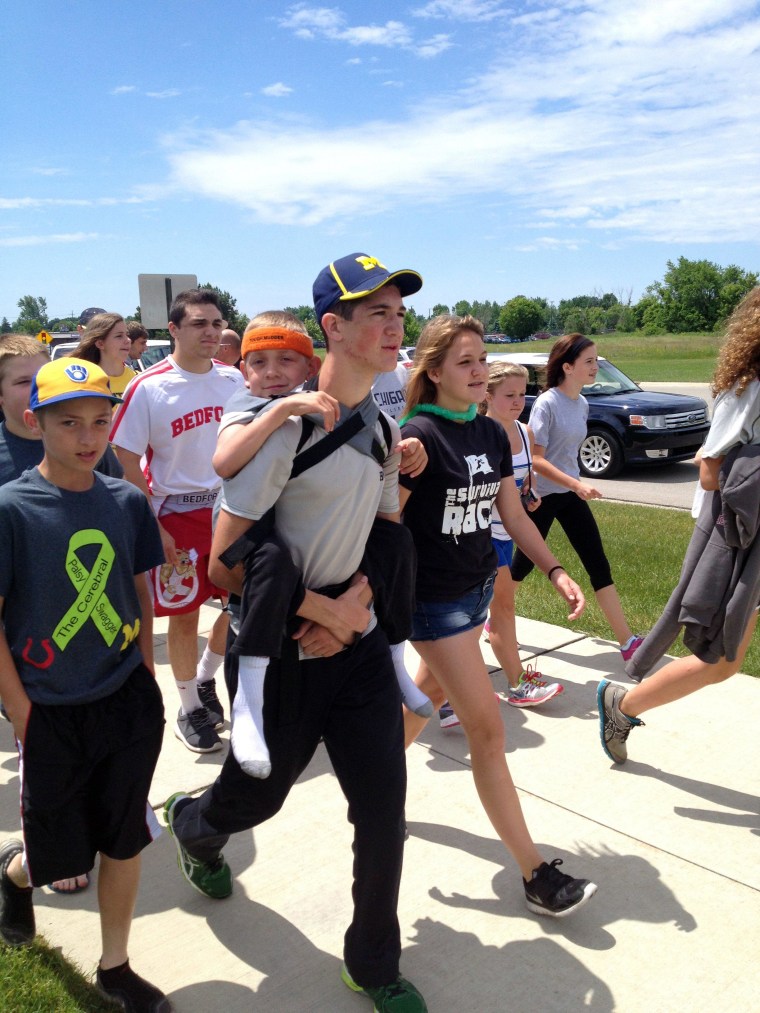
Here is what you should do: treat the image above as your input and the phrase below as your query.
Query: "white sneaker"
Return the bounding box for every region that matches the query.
[507,666,563,708]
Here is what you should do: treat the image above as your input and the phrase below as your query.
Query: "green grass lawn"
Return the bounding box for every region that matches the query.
[0,940,115,1011]
[515,500,759,678]
[486,331,723,384]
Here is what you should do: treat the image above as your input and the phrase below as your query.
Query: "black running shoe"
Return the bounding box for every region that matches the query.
[174,707,223,753]
[198,679,225,729]
[96,959,172,1012]
[524,858,597,918]
[0,839,35,946]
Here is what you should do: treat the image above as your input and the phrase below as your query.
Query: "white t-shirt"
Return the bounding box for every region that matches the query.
[110,355,243,510]
[221,408,400,590]
[491,420,531,543]
[371,365,408,420]
[692,379,760,517]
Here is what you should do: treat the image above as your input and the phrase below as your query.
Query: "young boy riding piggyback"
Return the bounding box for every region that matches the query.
[212,312,432,778]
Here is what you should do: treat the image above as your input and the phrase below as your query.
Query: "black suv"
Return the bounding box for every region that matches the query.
[487,352,710,479]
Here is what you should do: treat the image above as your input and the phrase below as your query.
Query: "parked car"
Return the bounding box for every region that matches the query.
[51,339,171,370]
[398,347,416,369]
[487,351,710,478]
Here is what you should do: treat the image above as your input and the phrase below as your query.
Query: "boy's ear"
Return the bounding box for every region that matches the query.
[23,409,42,435]
[321,312,340,344]
[306,356,321,378]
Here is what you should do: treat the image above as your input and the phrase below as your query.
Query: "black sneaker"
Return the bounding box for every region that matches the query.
[96,959,172,1012]
[0,839,35,946]
[197,679,224,729]
[524,859,597,918]
[174,707,223,753]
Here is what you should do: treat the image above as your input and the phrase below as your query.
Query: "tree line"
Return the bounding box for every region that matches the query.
[4,258,756,345]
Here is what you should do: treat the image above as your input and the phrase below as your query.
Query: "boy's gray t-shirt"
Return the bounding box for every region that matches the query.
[220,397,400,591]
[0,469,164,704]
[529,387,588,496]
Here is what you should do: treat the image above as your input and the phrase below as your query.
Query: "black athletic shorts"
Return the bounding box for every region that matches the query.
[19,663,165,887]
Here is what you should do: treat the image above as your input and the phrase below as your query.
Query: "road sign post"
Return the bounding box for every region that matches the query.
[138,274,198,329]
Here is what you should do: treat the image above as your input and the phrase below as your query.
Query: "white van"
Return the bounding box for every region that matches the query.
[50,339,171,370]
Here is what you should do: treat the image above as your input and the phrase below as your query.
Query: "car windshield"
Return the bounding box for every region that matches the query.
[582,359,640,396]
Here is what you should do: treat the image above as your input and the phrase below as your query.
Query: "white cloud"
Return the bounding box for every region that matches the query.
[262,82,293,97]
[515,237,585,252]
[111,85,137,95]
[30,167,66,177]
[412,1,509,22]
[162,2,760,244]
[0,196,148,210]
[0,232,101,248]
[280,5,411,48]
[146,89,181,99]
[415,34,453,58]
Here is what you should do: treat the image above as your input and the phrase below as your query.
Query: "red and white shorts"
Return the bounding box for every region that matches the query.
[151,507,225,617]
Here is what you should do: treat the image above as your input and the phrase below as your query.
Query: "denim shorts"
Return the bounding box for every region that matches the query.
[410,571,496,642]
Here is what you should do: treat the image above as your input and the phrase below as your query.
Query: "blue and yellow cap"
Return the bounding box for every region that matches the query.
[313,253,423,323]
[29,358,123,412]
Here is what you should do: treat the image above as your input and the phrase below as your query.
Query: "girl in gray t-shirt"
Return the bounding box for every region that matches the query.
[511,334,643,662]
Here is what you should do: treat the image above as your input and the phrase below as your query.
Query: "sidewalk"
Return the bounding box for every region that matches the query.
[2,604,758,1012]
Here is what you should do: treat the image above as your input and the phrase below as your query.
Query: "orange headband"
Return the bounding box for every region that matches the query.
[241,327,313,360]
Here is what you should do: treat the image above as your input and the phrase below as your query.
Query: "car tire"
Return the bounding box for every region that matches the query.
[579,428,623,479]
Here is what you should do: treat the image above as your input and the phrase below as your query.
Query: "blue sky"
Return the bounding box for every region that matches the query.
[3,0,760,324]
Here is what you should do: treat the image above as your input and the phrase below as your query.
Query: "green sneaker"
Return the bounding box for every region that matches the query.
[163,792,232,900]
[341,963,427,1012]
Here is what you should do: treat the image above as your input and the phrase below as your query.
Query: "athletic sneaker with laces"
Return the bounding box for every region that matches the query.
[341,963,427,1012]
[0,839,35,946]
[620,635,644,662]
[438,701,460,729]
[523,858,597,918]
[197,679,225,729]
[507,666,563,708]
[96,959,171,1012]
[174,707,223,753]
[597,679,643,764]
[163,792,232,900]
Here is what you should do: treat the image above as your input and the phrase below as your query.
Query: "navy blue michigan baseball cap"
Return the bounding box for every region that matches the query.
[313,253,423,323]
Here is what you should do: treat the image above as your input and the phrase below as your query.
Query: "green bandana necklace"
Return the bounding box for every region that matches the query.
[399,402,477,426]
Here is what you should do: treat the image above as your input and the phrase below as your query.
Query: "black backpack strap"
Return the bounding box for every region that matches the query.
[369,411,393,466]
[295,415,314,454]
[220,410,386,568]
[289,411,365,479]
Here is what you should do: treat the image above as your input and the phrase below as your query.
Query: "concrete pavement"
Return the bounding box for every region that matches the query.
[1,602,758,1012]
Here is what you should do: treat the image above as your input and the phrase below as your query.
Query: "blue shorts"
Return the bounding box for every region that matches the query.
[493,538,514,568]
[410,572,496,642]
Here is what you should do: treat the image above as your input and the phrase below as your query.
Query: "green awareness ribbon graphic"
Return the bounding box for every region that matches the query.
[54,529,122,650]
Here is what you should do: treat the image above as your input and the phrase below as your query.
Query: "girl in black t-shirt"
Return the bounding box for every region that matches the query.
[399,314,597,918]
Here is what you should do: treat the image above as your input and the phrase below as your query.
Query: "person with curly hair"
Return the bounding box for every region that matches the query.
[599,287,760,764]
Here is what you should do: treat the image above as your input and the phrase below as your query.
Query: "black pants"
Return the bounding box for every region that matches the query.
[226,517,416,658]
[510,491,614,591]
[174,625,407,988]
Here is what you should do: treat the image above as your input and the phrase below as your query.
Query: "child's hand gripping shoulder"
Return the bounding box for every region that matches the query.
[213,389,341,479]
[396,436,427,477]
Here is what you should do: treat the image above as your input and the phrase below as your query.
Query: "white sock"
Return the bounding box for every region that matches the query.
[196,646,224,684]
[390,642,433,718]
[232,656,271,778]
[176,678,202,715]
